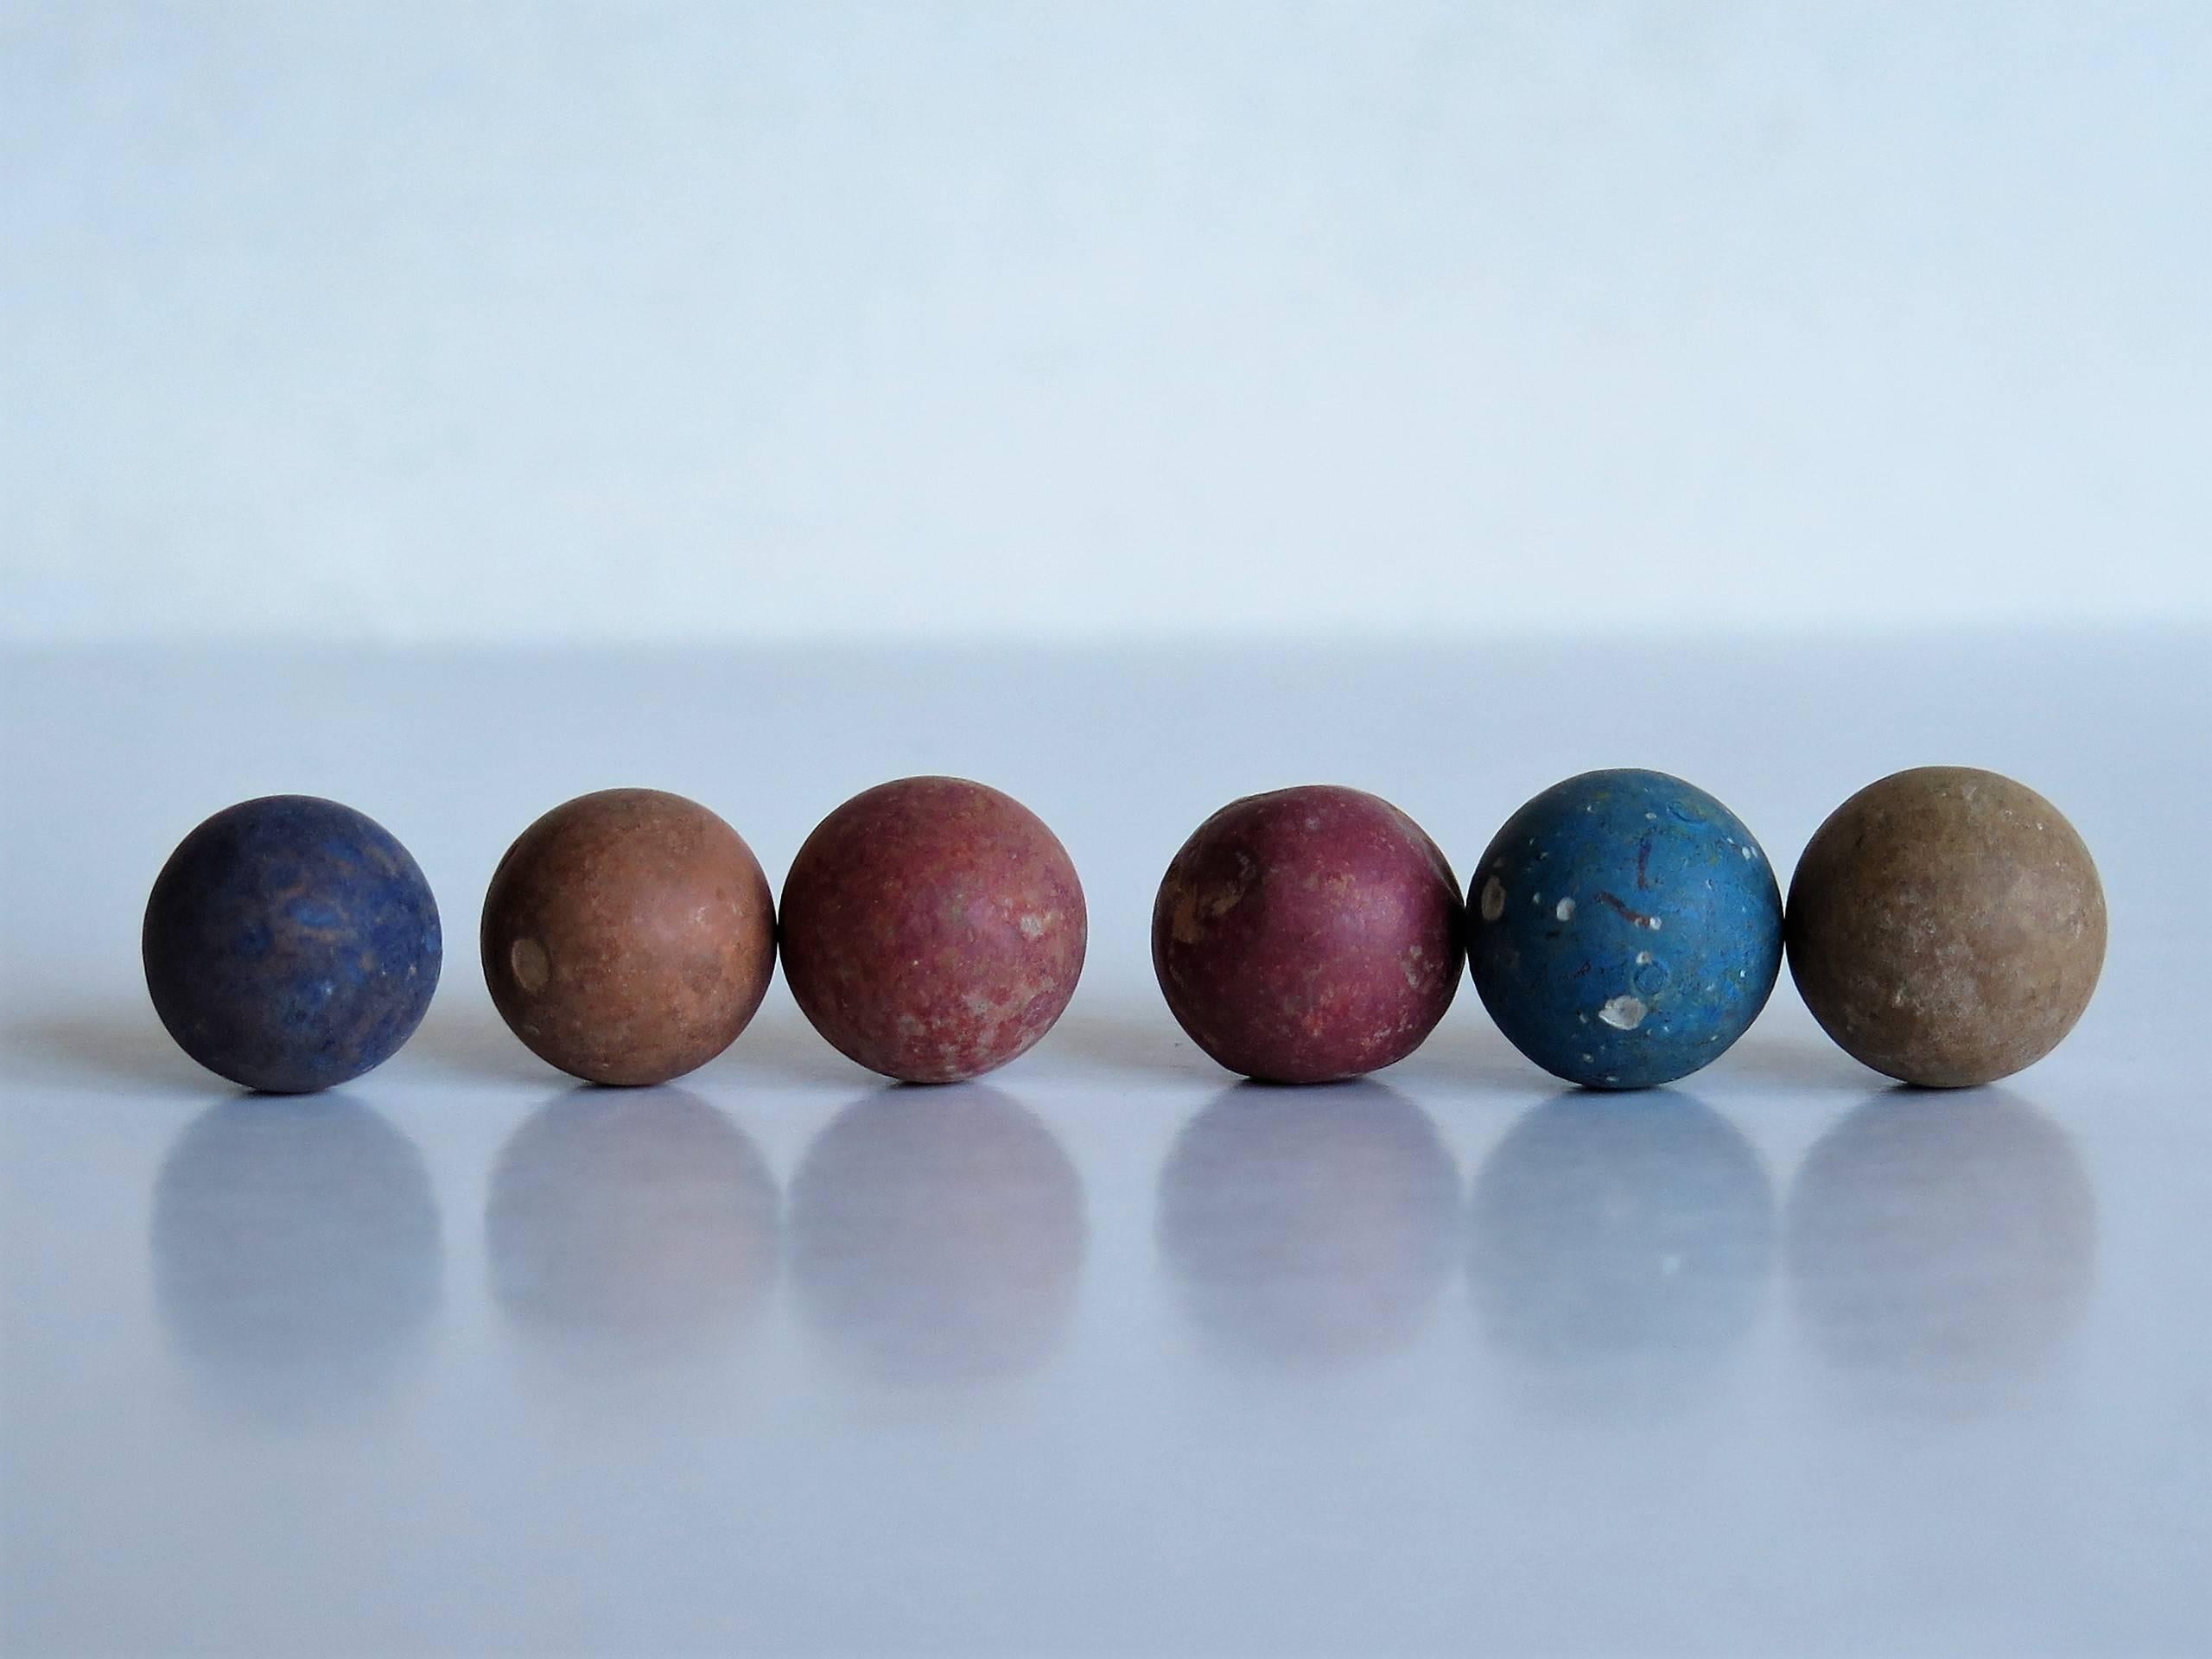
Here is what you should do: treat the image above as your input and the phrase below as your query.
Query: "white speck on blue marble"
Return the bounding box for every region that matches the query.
[1599,995,1647,1030]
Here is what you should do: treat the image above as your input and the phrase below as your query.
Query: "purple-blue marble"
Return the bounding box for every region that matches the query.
[143,796,442,1093]
[1466,770,1782,1090]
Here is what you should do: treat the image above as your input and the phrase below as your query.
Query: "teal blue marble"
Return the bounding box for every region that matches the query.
[1467,770,1782,1090]
[143,796,442,1093]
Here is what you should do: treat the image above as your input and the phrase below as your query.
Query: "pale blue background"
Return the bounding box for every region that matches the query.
[4,2,2209,642]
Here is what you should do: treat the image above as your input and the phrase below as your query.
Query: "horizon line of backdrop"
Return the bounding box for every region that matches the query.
[5,1,2209,645]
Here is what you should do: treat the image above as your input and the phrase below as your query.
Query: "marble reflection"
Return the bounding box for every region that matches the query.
[150,1096,442,1424]
[486,1088,779,1365]
[1468,1093,1774,1410]
[789,1087,1084,1389]
[1158,1084,1460,1368]
[1785,1090,2096,1417]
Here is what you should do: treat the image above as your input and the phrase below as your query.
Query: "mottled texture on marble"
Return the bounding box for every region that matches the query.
[481,788,776,1087]
[1151,785,1463,1084]
[1467,769,1783,1090]
[143,795,442,1093]
[1786,766,2106,1087]
[779,777,1086,1084]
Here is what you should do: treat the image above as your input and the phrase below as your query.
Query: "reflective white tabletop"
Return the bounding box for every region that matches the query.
[3,637,2205,1656]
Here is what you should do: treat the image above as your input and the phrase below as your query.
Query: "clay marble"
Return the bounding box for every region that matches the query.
[1786,766,2105,1087]
[143,795,442,1093]
[779,777,1086,1084]
[1467,770,1783,1090]
[481,788,776,1086]
[1152,785,1463,1084]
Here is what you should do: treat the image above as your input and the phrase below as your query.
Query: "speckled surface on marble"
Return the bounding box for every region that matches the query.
[2,638,2206,1658]
[1468,769,1784,1090]
[1789,766,2107,1088]
[480,787,777,1086]
[1153,785,1464,1084]
[141,794,442,1094]
[779,776,1086,1084]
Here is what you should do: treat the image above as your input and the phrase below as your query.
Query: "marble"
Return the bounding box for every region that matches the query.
[1466,770,1783,1090]
[141,794,442,1093]
[1786,766,2106,1087]
[1151,785,1464,1083]
[779,777,1087,1083]
[480,788,777,1086]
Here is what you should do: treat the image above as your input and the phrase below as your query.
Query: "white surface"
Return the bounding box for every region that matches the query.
[8,2,2211,645]
[2,635,2207,1656]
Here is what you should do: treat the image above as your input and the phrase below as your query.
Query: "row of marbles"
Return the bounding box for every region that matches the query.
[141,766,2104,1096]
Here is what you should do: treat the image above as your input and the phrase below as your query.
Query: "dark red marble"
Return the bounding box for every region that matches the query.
[779,777,1087,1084]
[1153,785,1464,1084]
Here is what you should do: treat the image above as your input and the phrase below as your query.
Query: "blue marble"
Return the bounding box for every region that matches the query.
[143,796,442,1093]
[1466,770,1783,1090]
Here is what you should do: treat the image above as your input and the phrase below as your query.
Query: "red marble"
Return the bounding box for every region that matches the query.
[779,777,1086,1084]
[1153,785,1464,1084]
